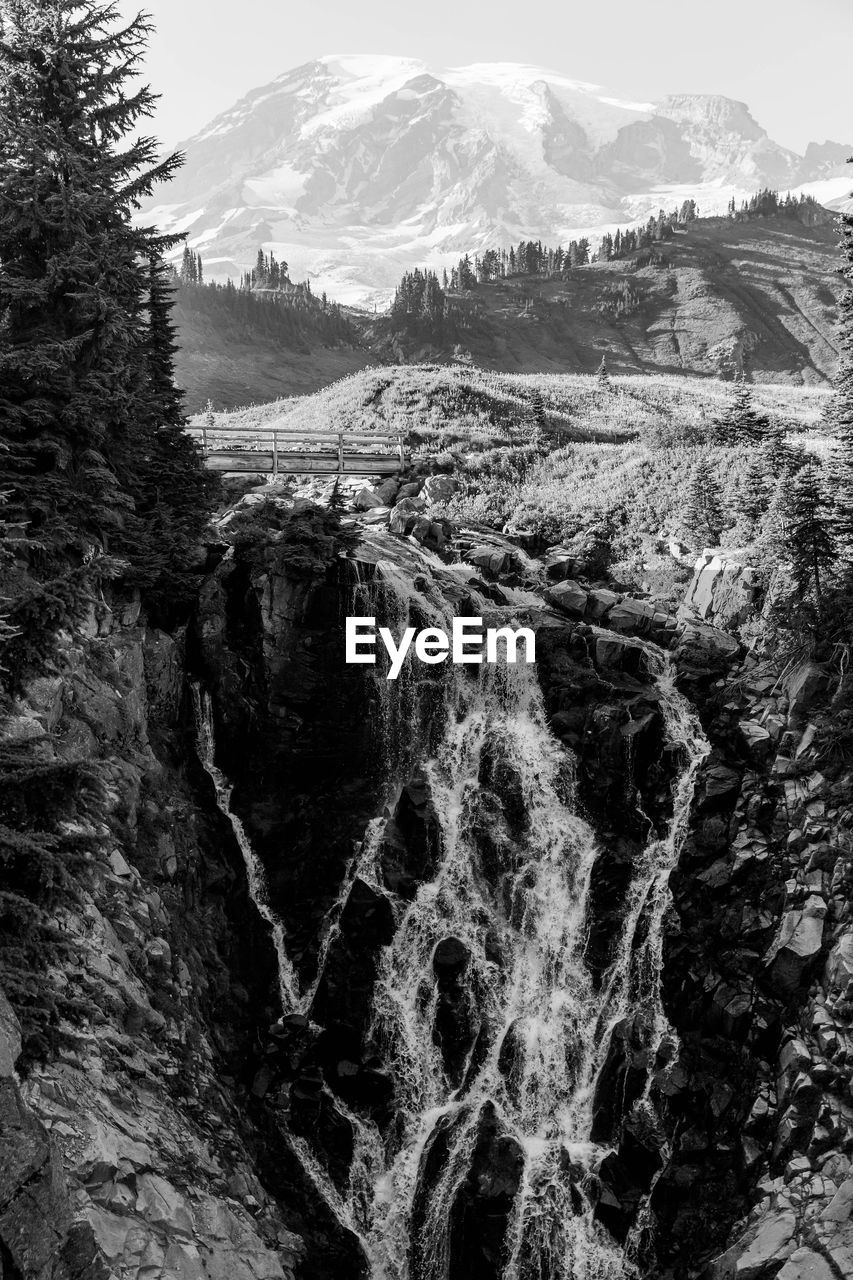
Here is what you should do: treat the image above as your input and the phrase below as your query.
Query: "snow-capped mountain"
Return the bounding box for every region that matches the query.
[142,55,852,305]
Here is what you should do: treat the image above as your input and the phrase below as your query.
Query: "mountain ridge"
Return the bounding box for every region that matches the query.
[142,56,853,307]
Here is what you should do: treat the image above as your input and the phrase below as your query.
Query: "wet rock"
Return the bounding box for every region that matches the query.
[396,481,422,499]
[822,1176,853,1221]
[607,598,656,635]
[360,506,391,525]
[467,545,513,577]
[595,635,631,668]
[675,620,740,669]
[389,502,418,535]
[411,1102,523,1280]
[432,938,478,1086]
[545,580,588,617]
[433,936,470,978]
[353,486,386,510]
[591,1017,651,1143]
[379,773,442,898]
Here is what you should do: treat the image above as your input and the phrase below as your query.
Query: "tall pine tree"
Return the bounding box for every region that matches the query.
[712,377,769,446]
[0,0,214,673]
[784,460,835,625]
[683,459,725,546]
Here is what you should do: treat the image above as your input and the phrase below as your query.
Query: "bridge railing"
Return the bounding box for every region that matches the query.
[186,423,407,475]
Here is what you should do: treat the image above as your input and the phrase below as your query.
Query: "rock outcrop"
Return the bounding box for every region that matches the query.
[681,550,763,630]
[0,601,305,1279]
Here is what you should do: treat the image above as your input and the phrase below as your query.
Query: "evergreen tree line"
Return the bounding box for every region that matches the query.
[175,274,358,349]
[242,248,288,292]
[428,187,820,303]
[179,246,204,284]
[726,189,829,226]
[174,243,357,348]
[441,200,701,291]
[0,0,217,1057]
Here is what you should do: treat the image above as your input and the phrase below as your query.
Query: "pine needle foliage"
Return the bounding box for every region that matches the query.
[0,1,216,1061]
[0,0,217,678]
[683,458,725,546]
[784,460,836,628]
[711,377,770,446]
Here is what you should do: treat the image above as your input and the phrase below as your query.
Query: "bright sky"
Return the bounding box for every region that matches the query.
[120,0,851,154]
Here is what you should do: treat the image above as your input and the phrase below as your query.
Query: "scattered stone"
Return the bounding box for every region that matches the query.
[766,897,827,994]
[607,598,655,634]
[353,486,385,511]
[786,663,828,720]
[545,581,588,617]
[421,474,458,504]
[683,552,760,630]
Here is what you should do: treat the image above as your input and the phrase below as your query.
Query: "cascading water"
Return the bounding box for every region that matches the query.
[355,644,708,1280]
[192,531,709,1280]
[191,683,301,1011]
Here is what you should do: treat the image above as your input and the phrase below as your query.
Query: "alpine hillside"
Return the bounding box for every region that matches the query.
[141,54,853,305]
[171,208,843,411]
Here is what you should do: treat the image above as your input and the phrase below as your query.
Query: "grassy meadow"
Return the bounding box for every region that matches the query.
[196,364,834,590]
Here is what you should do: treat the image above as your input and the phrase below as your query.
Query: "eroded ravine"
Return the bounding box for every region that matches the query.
[194,532,709,1279]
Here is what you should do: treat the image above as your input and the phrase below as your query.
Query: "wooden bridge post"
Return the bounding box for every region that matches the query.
[202,424,208,454]
[398,433,406,467]
[337,432,344,474]
[273,430,279,477]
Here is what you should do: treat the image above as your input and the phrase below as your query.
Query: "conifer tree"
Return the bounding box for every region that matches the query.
[0,0,214,671]
[596,356,610,388]
[785,460,835,622]
[763,418,798,480]
[683,460,724,546]
[712,377,769,446]
[740,452,772,523]
[328,477,345,511]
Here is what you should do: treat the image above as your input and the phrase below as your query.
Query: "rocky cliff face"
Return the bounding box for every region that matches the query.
[0,595,303,1280]
[3,503,853,1280]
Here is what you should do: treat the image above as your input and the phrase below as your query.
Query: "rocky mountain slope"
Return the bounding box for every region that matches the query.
[370,216,843,384]
[140,55,852,305]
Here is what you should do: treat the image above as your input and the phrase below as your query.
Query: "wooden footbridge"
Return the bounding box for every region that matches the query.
[188,420,407,476]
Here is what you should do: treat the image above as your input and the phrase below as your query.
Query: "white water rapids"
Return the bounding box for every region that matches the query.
[192,543,709,1280]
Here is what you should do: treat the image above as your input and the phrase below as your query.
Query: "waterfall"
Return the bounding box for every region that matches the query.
[192,536,709,1280]
[354,648,708,1280]
[192,683,302,1011]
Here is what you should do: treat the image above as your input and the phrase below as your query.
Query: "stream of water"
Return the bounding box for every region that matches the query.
[192,542,709,1279]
